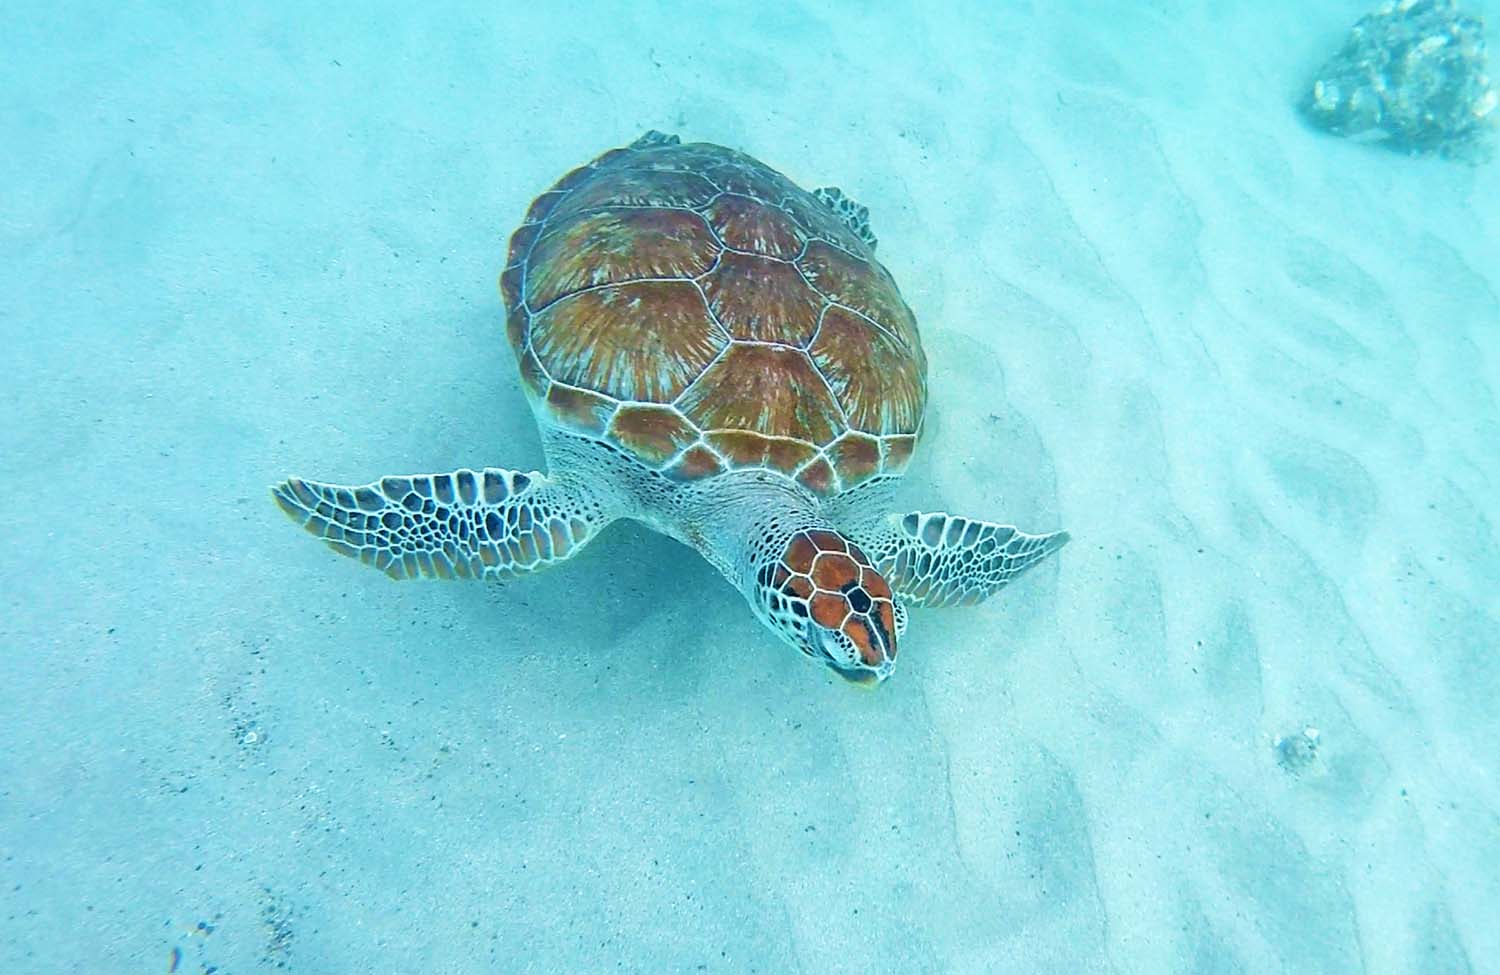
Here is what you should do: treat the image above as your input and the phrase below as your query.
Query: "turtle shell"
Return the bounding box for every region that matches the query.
[499,135,927,497]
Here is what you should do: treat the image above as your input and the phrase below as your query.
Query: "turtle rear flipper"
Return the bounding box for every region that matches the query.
[859,511,1068,609]
[272,468,614,581]
[813,186,877,250]
[630,130,680,150]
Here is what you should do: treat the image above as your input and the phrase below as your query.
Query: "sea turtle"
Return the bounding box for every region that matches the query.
[273,132,1068,684]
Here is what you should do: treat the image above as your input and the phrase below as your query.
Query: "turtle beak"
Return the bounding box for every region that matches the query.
[825,660,885,687]
[819,608,897,686]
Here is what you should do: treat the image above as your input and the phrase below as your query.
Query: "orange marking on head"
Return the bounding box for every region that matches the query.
[875,602,898,658]
[860,567,893,601]
[810,553,861,591]
[809,592,847,629]
[840,617,888,668]
[783,533,818,573]
[806,529,847,553]
[776,529,900,672]
[784,574,814,599]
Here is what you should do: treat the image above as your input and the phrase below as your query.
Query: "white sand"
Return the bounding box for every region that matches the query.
[1,1,1496,972]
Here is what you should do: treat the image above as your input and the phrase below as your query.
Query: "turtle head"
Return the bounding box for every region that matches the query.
[751,528,906,685]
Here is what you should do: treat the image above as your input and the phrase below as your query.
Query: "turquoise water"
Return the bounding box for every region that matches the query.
[3,2,1497,972]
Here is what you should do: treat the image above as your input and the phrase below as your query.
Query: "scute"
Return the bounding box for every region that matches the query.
[826,432,882,487]
[526,208,717,309]
[700,252,822,346]
[530,281,726,401]
[678,344,843,444]
[545,383,616,436]
[809,306,925,434]
[704,194,805,257]
[701,156,801,203]
[609,404,701,465]
[706,431,817,472]
[800,241,921,352]
[550,168,719,221]
[502,135,928,495]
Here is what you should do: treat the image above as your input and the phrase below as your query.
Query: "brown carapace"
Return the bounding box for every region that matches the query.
[499,136,927,494]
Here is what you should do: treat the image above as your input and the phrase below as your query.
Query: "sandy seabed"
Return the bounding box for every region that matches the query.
[1,2,1495,973]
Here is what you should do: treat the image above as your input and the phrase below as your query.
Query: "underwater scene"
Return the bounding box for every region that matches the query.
[2,1,1496,972]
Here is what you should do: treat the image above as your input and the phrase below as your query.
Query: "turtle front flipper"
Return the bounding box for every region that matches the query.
[859,511,1069,609]
[272,468,614,581]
